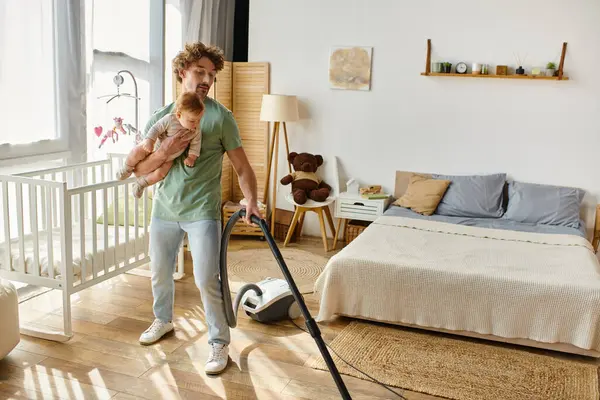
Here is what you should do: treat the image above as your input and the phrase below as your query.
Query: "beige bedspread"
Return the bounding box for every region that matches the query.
[314,216,600,352]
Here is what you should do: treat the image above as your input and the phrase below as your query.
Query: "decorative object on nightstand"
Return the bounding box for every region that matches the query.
[360,185,388,199]
[346,178,360,196]
[332,191,391,250]
[260,94,300,236]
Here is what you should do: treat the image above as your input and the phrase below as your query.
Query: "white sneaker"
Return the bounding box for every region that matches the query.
[139,319,174,345]
[205,343,229,375]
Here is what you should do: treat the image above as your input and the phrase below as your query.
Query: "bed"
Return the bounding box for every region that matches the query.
[314,171,600,357]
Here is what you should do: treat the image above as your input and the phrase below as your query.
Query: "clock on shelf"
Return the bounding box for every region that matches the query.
[421,39,569,81]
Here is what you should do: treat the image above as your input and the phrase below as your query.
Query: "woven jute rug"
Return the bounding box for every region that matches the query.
[309,320,600,400]
[225,248,327,294]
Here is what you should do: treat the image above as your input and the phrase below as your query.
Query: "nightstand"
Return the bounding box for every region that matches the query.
[332,192,391,249]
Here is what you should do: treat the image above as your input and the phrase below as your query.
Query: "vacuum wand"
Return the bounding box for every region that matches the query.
[220,209,352,400]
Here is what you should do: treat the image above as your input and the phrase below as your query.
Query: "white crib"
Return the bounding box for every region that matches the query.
[0,154,185,342]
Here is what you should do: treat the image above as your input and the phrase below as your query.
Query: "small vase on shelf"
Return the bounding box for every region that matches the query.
[546,62,557,77]
[516,66,525,75]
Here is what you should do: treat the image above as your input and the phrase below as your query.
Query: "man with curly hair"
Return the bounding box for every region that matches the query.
[134,42,262,375]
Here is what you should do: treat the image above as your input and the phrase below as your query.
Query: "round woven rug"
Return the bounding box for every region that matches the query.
[225,248,327,294]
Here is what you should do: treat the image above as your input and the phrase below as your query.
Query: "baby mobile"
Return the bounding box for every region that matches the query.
[94,70,142,148]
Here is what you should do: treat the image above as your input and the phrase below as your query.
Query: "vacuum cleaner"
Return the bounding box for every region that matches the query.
[220,208,352,399]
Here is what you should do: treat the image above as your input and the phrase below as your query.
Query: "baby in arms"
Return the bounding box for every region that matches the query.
[116,91,204,198]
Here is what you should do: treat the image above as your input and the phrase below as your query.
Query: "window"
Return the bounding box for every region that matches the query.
[165,0,182,104]
[86,0,164,160]
[92,0,151,63]
[0,0,66,159]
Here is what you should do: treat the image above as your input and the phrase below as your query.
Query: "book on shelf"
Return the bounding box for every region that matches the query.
[361,193,389,199]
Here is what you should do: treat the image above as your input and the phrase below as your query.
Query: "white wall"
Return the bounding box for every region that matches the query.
[249,0,600,238]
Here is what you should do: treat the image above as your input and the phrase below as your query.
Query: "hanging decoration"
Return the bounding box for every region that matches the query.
[95,70,142,148]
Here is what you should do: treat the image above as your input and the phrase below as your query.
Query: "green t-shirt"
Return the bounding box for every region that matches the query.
[143,97,242,221]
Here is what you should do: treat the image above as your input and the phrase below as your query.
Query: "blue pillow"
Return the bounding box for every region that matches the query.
[432,173,506,218]
[503,181,585,228]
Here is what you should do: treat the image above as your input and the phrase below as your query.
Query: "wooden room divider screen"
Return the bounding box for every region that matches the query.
[172,61,270,207]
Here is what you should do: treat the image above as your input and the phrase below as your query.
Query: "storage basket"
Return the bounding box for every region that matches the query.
[345,220,371,244]
[222,201,267,238]
[274,208,300,242]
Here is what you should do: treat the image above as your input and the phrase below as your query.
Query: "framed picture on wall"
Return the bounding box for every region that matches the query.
[328,45,373,91]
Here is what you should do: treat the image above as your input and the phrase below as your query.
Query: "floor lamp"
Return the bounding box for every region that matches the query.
[260,94,300,236]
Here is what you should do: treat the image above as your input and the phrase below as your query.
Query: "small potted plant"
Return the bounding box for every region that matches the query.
[546,62,556,77]
[442,62,452,73]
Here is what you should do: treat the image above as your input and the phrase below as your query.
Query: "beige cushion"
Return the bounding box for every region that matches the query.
[0,279,20,359]
[393,174,450,216]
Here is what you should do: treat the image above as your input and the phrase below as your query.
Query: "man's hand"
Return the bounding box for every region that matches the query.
[156,132,189,158]
[243,198,263,226]
[227,147,261,226]
[135,132,190,176]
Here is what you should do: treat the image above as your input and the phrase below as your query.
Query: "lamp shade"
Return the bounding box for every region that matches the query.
[259,94,299,122]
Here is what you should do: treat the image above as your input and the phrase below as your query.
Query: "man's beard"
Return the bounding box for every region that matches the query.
[196,85,209,98]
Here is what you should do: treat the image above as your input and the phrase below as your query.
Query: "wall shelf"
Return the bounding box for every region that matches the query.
[422,39,569,81]
[420,72,569,81]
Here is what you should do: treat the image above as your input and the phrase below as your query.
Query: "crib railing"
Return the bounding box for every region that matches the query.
[67,177,151,291]
[0,175,68,288]
[0,154,151,291]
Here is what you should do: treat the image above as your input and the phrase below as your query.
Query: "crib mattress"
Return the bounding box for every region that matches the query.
[0,219,148,281]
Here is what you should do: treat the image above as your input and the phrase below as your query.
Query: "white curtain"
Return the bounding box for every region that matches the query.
[181,0,236,61]
[56,0,88,162]
[0,0,56,146]
[0,0,86,161]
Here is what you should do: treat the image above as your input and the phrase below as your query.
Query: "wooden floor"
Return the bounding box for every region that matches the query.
[0,236,438,400]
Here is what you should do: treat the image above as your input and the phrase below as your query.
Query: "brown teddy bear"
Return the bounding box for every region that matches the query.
[280,152,332,204]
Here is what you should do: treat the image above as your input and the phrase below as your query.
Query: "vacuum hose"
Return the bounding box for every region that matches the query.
[220,209,266,328]
[219,208,352,399]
